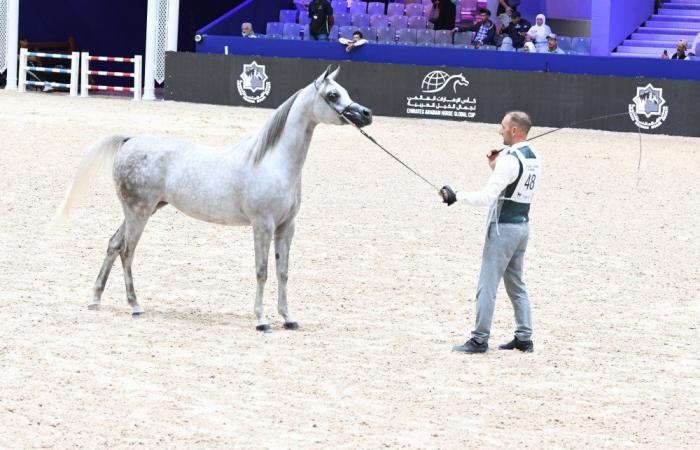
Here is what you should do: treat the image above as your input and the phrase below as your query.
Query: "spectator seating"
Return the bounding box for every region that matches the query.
[572,37,591,55]
[280,9,297,23]
[367,2,385,16]
[370,14,389,29]
[331,0,346,13]
[416,29,436,46]
[557,36,573,52]
[398,28,418,45]
[434,30,453,47]
[298,13,310,26]
[407,16,427,30]
[352,13,370,27]
[267,22,284,37]
[405,4,423,17]
[349,1,367,15]
[283,23,303,39]
[335,12,352,26]
[387,2,404,16]
[388,15,408,30]
[453,31,473,47]
[377,26,396,44]
[339,26,355,40]
[358,26,378,42]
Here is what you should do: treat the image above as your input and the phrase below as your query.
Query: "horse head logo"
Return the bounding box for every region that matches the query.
[421,71,470,94]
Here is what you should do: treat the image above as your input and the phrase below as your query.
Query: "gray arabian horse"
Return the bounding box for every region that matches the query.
[52,66,372,331]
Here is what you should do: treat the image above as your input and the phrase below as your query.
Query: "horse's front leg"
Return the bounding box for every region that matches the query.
[253,220,274,332]
[275,220,298,330]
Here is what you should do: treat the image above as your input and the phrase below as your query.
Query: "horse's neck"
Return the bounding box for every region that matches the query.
[278,86,318,177]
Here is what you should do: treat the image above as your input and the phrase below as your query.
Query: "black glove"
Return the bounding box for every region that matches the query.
[440,185,457,206]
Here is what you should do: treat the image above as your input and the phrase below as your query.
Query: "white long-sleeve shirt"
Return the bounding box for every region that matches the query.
[455,142,528,206]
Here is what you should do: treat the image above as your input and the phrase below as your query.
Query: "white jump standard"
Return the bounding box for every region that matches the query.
[17,48,80,96]
[80,52,143,99]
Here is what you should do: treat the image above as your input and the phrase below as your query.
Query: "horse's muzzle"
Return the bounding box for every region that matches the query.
[343,105,373,128]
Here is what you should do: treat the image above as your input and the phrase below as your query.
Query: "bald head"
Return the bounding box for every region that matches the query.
[500,111,532,146]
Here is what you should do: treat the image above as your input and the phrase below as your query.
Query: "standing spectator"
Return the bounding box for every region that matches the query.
[497,0,520,16]
[308,0,334,41]
[451,8,497,48]
[527,14,552,50]
[241,23,257,38]
[500,10,530,50]
[540,33,565,54]
[429,0,457,31]
[671,39,689,60]
[339,31,368,52]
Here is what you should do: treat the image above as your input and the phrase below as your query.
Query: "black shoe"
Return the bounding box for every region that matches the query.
[452,338,488,353]
[498,337,534,352]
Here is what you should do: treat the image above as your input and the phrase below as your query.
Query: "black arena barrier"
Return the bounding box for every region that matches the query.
[165,51,700,137]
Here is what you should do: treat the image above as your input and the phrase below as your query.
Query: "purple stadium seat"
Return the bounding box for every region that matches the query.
[416,29,435,46]
[266,22,284,36]
[358,26,377,42]
[351,13,370,27]
[370,14,388,29]
[398,28,417,45]
[329,25,339,40]
[331,0,346,13]
[283,23,302,39]
[423,4,433,17]
[279,10,298,23]
[367,2,385,16]
[339,26,354,40]
[388,15,408,30]
[298,13,310,26]
[557,36,573,52]
[405,4,423,17]
[387,3,404,16]
[376,26,396,44]
[572,37,591,54]
[408,16,427,29]
[434,29,452,46]
[453,30,473,46]
[349,1,368,15]
[334,12,352,27]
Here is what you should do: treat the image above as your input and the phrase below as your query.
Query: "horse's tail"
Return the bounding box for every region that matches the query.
[49,134,130,229]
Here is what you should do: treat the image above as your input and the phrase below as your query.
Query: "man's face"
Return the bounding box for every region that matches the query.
[512,16,520,24]
[479,12,488,22]
[242,26,251,36]
[500,115,514,146]
[352,34,361,42]
[536,17,543,26]
[548,37,557,49]
[677,43,685,53]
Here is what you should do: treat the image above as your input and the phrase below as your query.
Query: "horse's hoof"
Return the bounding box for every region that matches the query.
[256,324,272,333]
[283,322,299,330]
[87,302,101,311]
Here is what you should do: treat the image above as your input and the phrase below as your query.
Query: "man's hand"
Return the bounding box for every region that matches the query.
[487,149,502,170]
[440,186,457,206]
[450,27,458,35]
[345,44,353,52]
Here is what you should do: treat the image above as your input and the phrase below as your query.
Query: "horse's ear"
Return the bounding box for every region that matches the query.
[316,65,332,85]
[328,65,340,81]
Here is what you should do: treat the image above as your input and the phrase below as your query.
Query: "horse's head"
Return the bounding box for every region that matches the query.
[312,66,372,128]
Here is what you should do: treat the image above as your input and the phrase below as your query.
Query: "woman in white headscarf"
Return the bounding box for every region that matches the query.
[527,14,551,48]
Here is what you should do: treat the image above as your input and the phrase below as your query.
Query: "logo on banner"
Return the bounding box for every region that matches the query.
[628,83,668,130]
[237,61,271,104]
[406,70,476,119]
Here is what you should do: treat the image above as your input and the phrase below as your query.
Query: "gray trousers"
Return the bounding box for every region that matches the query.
[471,222,532,343]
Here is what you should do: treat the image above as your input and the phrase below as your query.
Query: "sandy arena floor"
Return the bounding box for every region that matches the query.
[0,90,698,449]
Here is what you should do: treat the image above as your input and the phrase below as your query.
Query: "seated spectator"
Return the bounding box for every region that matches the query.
[540,33,564,54]
[339,31,368,52]
[308,0,333,40]
[522,42,535,53]
[671,39,689,60]
[500,10,530,50]
[241,23,257,38]
[661,49,669,60]
[451,8,497,48]
[690,32,700,56]
[527,14,551,49]
[429,0,457,32]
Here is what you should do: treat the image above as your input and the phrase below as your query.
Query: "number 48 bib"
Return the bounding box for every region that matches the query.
[507,147,541,204]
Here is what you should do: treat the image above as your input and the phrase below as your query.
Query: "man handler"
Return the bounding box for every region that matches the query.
[440,111,542,354]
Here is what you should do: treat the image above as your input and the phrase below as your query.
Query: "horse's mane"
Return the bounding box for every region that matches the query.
[249,89,302,165]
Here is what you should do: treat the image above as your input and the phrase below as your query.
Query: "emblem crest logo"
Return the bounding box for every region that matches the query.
[628,83,669,130]
[406,70,476,119]
[237,61,271,104]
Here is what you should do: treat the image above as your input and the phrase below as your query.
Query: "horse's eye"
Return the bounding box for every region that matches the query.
[327,92,339,102]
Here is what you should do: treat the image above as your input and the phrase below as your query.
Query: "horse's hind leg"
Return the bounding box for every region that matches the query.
[253,220,274,332]
[120,212,150,317]
[275,220,298,330]
[88,222,125,310]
